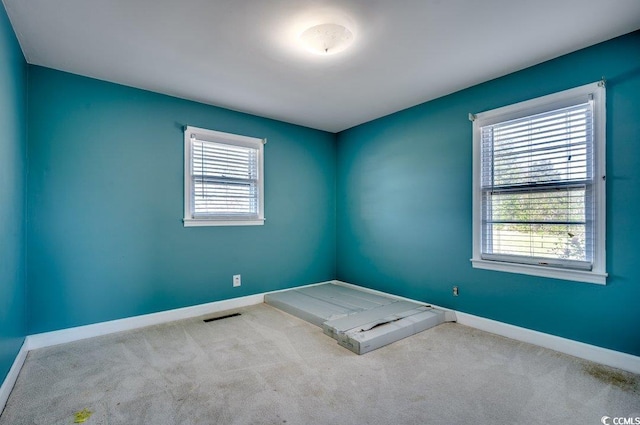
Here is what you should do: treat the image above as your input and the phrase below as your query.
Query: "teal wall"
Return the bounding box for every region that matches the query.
[2,11,638,383]
[0,4,27,383]
[336,31,640,356]
[27,66,336,334]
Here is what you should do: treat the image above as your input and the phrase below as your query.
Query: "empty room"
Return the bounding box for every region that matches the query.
[1,0,639,424]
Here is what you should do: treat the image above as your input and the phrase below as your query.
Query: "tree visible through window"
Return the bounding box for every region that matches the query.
[483,103,591,266]
[472,82,607,284]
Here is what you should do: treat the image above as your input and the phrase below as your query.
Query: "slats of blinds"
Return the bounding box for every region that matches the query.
[192,139,259,217]
[480,102,594,268]
[481,103,592,189]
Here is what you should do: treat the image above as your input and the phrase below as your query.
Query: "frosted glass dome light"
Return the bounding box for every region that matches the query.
[299,23,354,55]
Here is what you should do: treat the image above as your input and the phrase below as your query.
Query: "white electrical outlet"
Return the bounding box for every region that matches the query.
[233,274,241,287]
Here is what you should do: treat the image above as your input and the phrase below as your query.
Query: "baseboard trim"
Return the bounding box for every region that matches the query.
[334,280,640,374]
[265,280,335,295]
[3,278,638,414]
[454,311,640,374]
[26,280,336,351]
[26,293,265,351]
[0,341,28,414]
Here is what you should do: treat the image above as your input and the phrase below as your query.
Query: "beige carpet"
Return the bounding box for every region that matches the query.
[1,304,638,424]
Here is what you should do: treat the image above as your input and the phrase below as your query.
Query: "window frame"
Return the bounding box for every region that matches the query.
[183,125,265,227]
[471,82,607,284]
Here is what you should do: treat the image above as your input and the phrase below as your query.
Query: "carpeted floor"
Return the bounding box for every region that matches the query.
[1,303,638,424]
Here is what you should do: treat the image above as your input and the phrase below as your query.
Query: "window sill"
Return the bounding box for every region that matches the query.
[183,218,265,227]
[471,258,607,285]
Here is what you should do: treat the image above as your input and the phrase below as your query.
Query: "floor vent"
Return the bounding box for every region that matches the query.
[203,312,241,323]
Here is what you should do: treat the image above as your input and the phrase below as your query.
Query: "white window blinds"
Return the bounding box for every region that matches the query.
[183,126,264,226]
[480,102,594,270]
[191,139,259,218]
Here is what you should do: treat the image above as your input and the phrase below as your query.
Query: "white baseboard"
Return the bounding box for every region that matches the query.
[454,311,640,375]
[26,293,265,350]
[265,280,335,295]
[26,280,335,351]
[334,280,640,375]
[2,279,638,415]
[0,341,28,414]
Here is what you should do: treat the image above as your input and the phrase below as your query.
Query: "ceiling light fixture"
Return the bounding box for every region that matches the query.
[299,23,354,55]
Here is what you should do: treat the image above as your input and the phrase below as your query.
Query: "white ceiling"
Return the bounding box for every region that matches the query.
[4,0,640,133]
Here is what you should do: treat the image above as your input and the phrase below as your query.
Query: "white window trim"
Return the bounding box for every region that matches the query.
[471,82,607,285]
[183,126,265,227]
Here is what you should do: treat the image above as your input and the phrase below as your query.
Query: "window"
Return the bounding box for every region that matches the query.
[471,82,606,284]
[183,126,265,226]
